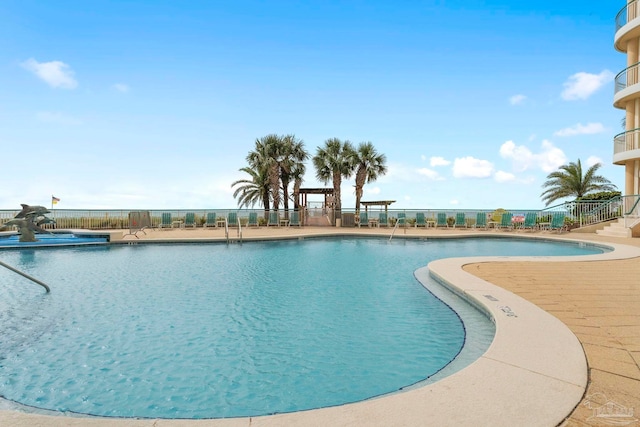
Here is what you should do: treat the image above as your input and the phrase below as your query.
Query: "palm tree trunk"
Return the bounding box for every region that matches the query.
[354,168,366,213]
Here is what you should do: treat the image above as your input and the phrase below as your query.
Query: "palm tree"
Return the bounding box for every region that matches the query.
[231,166,271,209]
[279,134,308,214]
[351,141,387,212]
[312,138,355,217]
[247,134,281,212]
[541,159,617,206]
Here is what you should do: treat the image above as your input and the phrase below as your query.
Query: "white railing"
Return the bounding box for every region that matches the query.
[614,128,640,155]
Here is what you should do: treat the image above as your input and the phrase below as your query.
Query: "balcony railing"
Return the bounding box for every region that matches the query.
[614,128,640,154]
[616,0,639,32]
[615,62,640,94]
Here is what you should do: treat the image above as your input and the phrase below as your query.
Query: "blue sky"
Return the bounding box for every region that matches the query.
[0,1,625,210]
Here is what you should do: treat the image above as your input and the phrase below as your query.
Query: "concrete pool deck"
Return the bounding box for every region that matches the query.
[1,226,639,426]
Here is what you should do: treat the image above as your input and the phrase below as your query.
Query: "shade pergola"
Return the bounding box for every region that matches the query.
[297,188,335,208]
[360,200,396,214]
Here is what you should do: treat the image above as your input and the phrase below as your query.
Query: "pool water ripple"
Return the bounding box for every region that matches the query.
[0,238,603,418]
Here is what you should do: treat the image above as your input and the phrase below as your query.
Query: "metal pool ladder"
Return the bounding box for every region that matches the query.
[0,259,50,292]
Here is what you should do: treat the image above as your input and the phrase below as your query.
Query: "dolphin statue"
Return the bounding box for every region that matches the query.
[15,204,50,218]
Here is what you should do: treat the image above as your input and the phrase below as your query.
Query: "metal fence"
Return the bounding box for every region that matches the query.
[1,198,638,231]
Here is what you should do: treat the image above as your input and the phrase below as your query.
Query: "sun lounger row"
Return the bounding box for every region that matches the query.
[158,212,303,229]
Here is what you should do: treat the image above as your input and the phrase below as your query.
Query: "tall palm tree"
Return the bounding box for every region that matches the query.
[541,159,617,206]
[351,141,387,212]
[279,134,308,214]
[247,134,281,211]
[231,166,271,209]
[312,138,355,216]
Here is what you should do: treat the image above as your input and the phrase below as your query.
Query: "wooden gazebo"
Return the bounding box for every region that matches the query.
[360,200,396,214]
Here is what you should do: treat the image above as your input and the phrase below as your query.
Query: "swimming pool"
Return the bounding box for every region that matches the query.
[0,237,605,419]
[0,233,108,248]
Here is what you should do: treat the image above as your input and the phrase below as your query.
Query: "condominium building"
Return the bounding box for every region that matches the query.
[614,1,640,196]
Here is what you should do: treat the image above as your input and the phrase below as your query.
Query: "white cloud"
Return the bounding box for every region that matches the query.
[554,122,606,137]
[430,156,451,167]
[561,70,614,101]
[499,140,566,173]
[450,199,459,205]
[452,157,494,178]
[417,167,444,180]
[36,111,82,125]
[494,171,516,183]
[112,83,130,93]
[21,58,78,89]
[586,155,603,167]
[509,94,526,105]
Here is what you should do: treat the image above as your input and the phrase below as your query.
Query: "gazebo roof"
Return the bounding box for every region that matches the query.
[298,188,334,195]
[360,200,396,206]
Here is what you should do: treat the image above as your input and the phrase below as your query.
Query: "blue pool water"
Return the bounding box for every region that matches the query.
[0,237,605,419]
[0,233,108,248]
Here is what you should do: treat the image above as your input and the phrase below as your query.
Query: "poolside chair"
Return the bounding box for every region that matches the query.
[415,212,426,228]
[498,212,513,230]
[267,211,279,227]
[397,212,406,228]
[227,212,238,227]
[549,212,567,233]
[474,212,487,230]
[519,212,538,232]
[184,212,196,228]
[159,212,172,229]
[289,211,301,227]
[436,212,448,228]
[247,212,259,227]
[378,212,388,227]
[358,211,368,227]
[454,212,467,228]
[203,212,217,228]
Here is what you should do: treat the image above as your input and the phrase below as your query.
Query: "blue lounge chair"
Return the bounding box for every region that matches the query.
[184,212,196,228]
[378,212,388,227]
[247,212,259,227]
[520,212,538,231]
[267,211,279,227]
[415,212,426,228]
[227,212,238,227]
[203,212,217,228]
[358,211,368,227]
[454,212,467,228]
[474,212,487,230]
[436,212,448,228]
[397,212,406,228]
[498,212,513,230]
[159,212,172,229]
[289,211,301,227]
[549,213,567,233]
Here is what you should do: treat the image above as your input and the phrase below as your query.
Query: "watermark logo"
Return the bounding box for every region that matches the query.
[583,393,637,426]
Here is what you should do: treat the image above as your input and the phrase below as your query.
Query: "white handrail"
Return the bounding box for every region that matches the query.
[389,218,400,241]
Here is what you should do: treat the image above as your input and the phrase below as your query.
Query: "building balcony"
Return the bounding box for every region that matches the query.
[615,0,640,52]
[614,62,640,108]
[613,128,640,164]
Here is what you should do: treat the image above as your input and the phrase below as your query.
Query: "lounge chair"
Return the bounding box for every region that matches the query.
[378,212,388,227]
[247,212,259,227]
[454,212,467,228]
[549,212,567,233]
[184,212,196,228]
[203,212,217,228]
[519,212,538,231]
[498,212,513,230]
[227,212,238,227]
[474,212,487,230]
[358,212,368,228]
[415,212,426,228]
[267,211,279,227]
[436,212,448,228]
[397,212,406,228]
[159,212,173,229]
[289,211,301,227]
